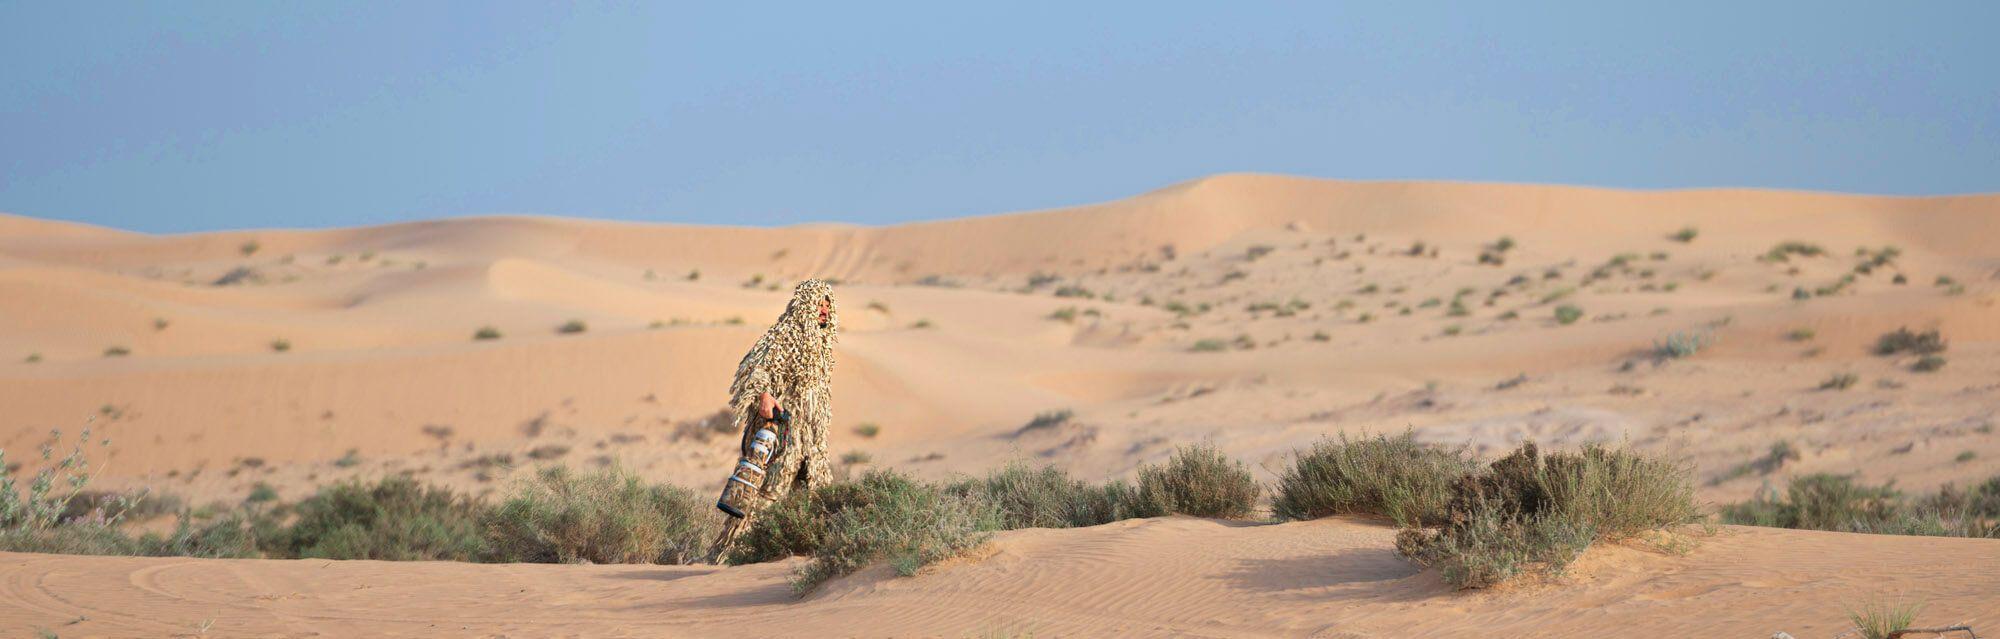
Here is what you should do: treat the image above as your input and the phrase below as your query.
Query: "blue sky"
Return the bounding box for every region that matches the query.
[2,2,1995,233]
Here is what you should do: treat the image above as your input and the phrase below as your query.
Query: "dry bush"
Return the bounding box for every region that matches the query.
[1397,442,1698,589]
[485,465,715,565]
[1273,432,1478,526]
[1136,443,1259,520]
[793,469,1000,593]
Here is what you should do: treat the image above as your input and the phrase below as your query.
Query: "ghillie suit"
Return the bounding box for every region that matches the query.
[707,279,839,561]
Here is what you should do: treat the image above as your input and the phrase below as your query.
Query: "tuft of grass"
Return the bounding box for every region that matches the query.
[269,339,291,353]
[1847,601,1923,639]
[1396,442,1698,589]
[273,476,488,561]
[1954,450,1976,464]
[485,465,715,565]
[24,352,40,364]
[473,326,503,341]
[910,319,934,329]
[853,423,881,438]
[1553,305,1584,325]
[557,319,588,335]
[1669,227,1699,243]
[1273,432,1478,526]
[102,346,130,358]
[1136,444,1259,520]
[1819,373,1859,391]
[841,451,873,465]
[1047,307,1078,323]
[1786,327,1816,342]
[1190,338,1229,352]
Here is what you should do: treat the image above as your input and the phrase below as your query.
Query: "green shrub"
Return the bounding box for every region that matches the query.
[270,339,291,353]
[950,461,1153,530]
[1820,373,1859,391]
[1273,432,1477,526]
[1396,442,1698,589]
[486,465,714,565]
[1190,338,1229,352]
[1553,305,1584,325]
[1911,354,1947,372]
[1651,331,1708,359]
[728,471,920,565]
[1136,444,1259,520]
[1786,327,1816,342]
[853,423,881,438]
[1720,473,1998,537]
[1875,327,1946,356]
[794,469,1000,592]
[474,326,503,340]
[557,319,588,334]
[277,476,489,561]
[1669,227,1699,243]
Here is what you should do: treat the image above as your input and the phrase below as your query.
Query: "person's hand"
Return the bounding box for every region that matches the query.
[758,392,778,420]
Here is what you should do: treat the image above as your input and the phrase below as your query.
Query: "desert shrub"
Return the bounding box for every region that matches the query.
[1669,227,1699,243]
[270,339,291,352]
[474,326,503,340]
[276,476,489,561]
[486,465,714,565]
[794,469,1001,592]
[853,423,881,438]
[1721,473,1998,538]
[1785,327,1816,342]
[1394,496,1594,589]
[1762,241,1825,262]
[1018,409,1073,433]
[1651,331,1708,359]
[950,461,1153,530]
[727,471,921,565]
[1190,338,1229,352]
[557,319,588,334]
[1819,373,1859,391]
[1911,354,1947,372]
[1272,432,1478,526]
[1048,307,1078,323]
[1874,327,1946,356]
[1553,305,1584,325]
[1,429,267,559]
[1136,444,1259,520]
[1396,442,1698,589]
[841,451,872,465]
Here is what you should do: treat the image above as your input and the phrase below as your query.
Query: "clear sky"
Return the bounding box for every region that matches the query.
[3,3,1995,233]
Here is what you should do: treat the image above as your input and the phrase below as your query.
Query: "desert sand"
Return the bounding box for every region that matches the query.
[2,174,1997,637]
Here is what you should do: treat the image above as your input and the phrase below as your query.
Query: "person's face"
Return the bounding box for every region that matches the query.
[816,297,831,328]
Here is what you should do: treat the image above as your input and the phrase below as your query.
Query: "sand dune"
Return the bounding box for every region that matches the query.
[2,174,1997,636]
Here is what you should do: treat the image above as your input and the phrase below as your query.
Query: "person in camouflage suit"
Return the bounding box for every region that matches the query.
[708,278,839,562]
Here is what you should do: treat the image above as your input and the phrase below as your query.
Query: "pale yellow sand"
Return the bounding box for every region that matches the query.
[2,174,1996,637]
